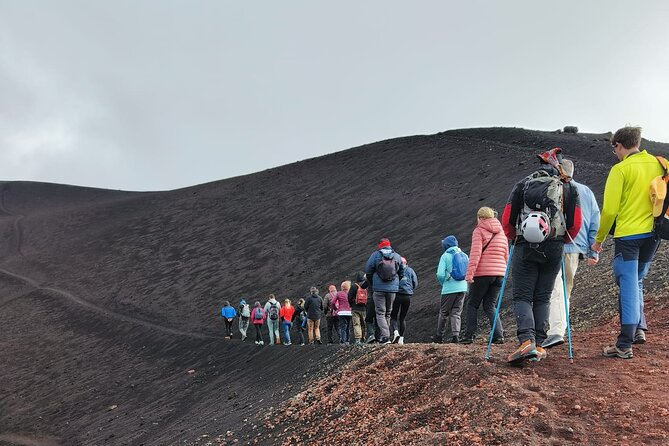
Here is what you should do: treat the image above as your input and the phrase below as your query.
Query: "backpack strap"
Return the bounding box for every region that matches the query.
[481,232,498,253]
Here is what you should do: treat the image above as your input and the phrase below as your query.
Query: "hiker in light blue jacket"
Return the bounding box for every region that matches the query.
[435,235,469,343]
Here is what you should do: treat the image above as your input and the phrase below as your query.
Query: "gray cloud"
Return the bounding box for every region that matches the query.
[1,1,668,191]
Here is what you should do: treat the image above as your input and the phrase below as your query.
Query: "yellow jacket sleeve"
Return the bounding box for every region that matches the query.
[595,167,623,243]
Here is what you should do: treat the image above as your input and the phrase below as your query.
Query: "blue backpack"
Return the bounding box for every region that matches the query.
[449,250,469,281]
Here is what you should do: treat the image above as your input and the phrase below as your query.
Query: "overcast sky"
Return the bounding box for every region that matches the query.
[1,1,668,191]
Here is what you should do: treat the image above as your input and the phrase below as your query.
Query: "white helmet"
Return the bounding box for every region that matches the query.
[521,212,551,243]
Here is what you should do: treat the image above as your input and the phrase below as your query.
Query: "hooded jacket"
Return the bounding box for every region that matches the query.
[304,293,324,320]
[398,266,418,295]
[331,290,352,316]
[364,247,405,293]
[264,298,281,322]
[465,217,509,281]
[436,246,469,295]
[251,305,266,325]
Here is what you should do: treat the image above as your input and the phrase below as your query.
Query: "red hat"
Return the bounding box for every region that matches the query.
[378,238,391,249]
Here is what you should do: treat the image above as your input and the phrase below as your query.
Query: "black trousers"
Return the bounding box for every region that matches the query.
[390,293,411,336]
[463,276,504,340]
[511,241,563,344]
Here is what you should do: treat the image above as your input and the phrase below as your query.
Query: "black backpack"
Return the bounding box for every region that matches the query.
[376,251,398,281]
[268,302,280,320]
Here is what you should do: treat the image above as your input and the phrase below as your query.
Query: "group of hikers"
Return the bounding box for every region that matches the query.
[220,252,419,346]
[222,126,665,363]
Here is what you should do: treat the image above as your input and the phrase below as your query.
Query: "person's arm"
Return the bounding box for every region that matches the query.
[587,188,601,263]
[564,182,582,242]
[595,168,623,244]
[397,255,405,279]
[501,181,524,241]
[465,228,483,283]
[411,269,418,290]
[436,253,447,285]
[348,285,357,306]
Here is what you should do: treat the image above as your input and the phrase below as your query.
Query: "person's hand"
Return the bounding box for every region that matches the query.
[587,257,599,266]
[591,242,603,254]
[466,278,474,284]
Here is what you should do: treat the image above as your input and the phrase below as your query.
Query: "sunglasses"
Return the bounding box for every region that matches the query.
[611,142,618,154]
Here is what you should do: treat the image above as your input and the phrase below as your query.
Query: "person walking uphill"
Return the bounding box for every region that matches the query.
[292,298,308,346]
[264,295,282,346]
[332,281,353,344]
[501,147,581,364]
[348,272,369,345]
[251,301,266,345]
[280,299,295,345]
[238,299,251,341]
[543,159,600,349]
[365,238,405,344]
[592,126,663,359]
[304,287,324,344]
[391,257,418,345]
[460,207,508,345]
[221,301,237,339]
[323,285,340,344]
[435,236,469,343]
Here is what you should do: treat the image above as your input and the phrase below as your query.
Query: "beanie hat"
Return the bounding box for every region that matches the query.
[401,257,407,265]
[240,299,246,305]
[442,235,458,251]
[378,238,391,249]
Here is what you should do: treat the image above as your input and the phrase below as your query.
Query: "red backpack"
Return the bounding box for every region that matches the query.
[355,285,368,305]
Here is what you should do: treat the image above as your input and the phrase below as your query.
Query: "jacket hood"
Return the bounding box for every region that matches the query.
[478,217,503,234]
[268,298,278,304]
[446,246,461,254]
[442,235,458,251]
[380,247,394,257]
[239,299,246,305]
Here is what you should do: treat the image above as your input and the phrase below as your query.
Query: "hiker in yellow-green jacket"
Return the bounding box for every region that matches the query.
[592,126,663,359]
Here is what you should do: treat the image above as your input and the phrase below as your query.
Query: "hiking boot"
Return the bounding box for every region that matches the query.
[458,337,473,345]
[431,335,442,344]
[391,330,400,344]
[530,346,547,362]
[507,340,537,364]
[398,336,404,345]
[602,345,633,359]
[365,335,377,344]
[542,335,565,349]
[316,339,323,345]
[380,337,391,345]
[446,336,459,344]
[491,337,505,345]
[633,330,646,345]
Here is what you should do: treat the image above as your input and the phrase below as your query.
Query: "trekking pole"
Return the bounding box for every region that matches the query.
[561,256,574,364]
[485,243,514,360]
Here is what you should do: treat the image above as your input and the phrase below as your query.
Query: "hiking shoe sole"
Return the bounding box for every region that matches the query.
[542,337,565,349]
[507,340,538,364]
[602,345,633,359]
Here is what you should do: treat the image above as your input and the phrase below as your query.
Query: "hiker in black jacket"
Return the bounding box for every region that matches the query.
[304,287,324,344]
[348,271,369,345]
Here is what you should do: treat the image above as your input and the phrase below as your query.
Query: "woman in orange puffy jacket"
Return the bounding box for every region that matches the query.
[460,207,509,344]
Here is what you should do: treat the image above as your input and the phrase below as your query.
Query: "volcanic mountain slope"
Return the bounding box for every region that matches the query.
[1,127,669,445]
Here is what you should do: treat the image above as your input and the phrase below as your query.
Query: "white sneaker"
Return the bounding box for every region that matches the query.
[259,341,264,345]
[391,330,400,344]
[254,341,259,345]
[398,336,404,345]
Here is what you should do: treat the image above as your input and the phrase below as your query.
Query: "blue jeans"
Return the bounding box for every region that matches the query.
[613,235,659,348]
[282,321,292,344]
[338,316,352,344]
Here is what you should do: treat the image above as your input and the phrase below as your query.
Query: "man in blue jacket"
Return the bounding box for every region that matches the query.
[221,301,237,339]
[544,159,600,348]
[365,238,405,344]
